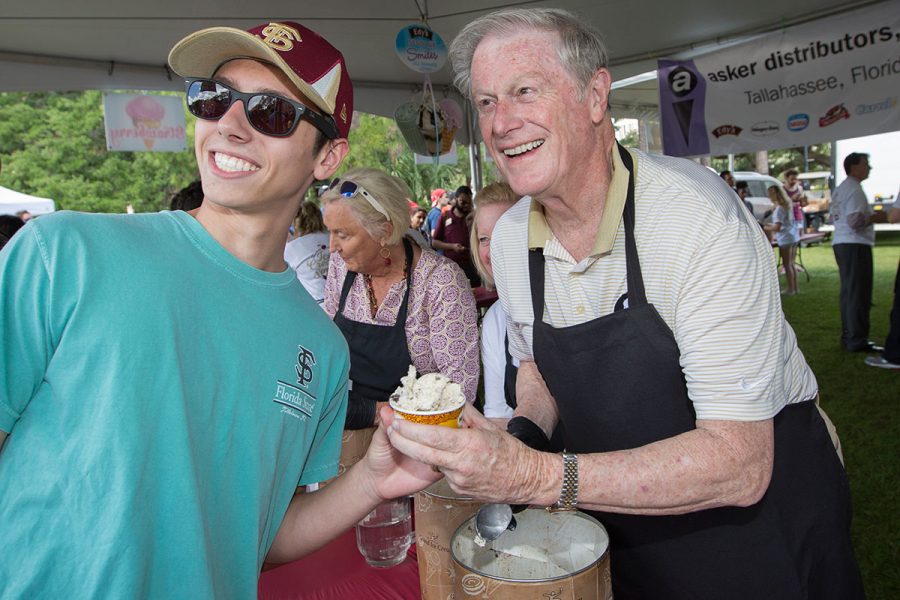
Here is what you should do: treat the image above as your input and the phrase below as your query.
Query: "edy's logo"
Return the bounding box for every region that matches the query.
[712,124,742,138]
[295,344,316,386]
[259,23,302,52]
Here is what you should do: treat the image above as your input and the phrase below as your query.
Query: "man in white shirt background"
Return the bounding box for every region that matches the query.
[831,152,888,353]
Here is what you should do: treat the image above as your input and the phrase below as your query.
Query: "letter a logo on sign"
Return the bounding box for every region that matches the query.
[667,66,698,146]
[657,59,710,157]
[668,67,697,98]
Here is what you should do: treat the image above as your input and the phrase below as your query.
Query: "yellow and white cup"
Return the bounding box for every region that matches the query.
[389,398,465,428]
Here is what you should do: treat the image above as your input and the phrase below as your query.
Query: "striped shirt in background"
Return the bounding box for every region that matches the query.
[490,148,818,422]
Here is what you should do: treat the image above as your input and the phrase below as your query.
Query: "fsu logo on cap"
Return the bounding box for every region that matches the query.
[340,103,348,124]
[259,23,302,51]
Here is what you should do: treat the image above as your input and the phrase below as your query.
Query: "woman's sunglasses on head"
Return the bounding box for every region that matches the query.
[329,179,391,223]
[185,78,338,139]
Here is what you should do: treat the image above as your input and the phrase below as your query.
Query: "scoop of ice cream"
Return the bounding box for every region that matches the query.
[438,98,463,130]
[391,366,464,412]
[126,96,165,122]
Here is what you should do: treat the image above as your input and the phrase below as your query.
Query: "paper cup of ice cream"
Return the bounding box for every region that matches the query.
[389,367,465,428]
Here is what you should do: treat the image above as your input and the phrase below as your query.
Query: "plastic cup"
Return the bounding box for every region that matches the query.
[355,496,413,568]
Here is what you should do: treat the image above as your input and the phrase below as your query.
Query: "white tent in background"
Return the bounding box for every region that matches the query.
[0,185,55,217]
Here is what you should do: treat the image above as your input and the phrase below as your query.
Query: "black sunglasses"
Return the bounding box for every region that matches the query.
[185,78,338,139]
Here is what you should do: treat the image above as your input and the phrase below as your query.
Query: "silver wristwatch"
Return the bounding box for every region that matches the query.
[549,452,579,512]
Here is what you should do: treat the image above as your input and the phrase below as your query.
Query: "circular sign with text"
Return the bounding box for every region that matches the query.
[395,24,447,73]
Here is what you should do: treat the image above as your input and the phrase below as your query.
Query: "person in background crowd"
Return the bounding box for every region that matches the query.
[470,181,520,421]
[169,179,204,212]
[765,185,800,295]
[14,210,32,223]
[719,169,736,191]
[782,168,808,232]
[409,205,431,248]
[734,180,754,216]
[0,215,25,250]
[321,167,479,468]
[865,192,900,369]
[386,8,863,599]
[831,152,888,353]
[285,200,330,306]
[0,20,437,598]
[432,185,480,287]
[426,188,448,236]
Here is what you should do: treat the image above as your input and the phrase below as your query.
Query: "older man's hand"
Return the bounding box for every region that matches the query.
[386,404,556,505]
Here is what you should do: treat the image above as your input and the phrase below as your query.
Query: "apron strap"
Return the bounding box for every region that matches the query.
[617,143,648,308]
[337,237,415,323]
[395,237,415,325]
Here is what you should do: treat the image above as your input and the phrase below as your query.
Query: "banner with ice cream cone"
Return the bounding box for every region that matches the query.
[394,88,462,158]
[103,93,187,152]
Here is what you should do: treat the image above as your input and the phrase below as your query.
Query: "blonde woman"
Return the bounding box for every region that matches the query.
[321,168,479,437]
[765,184,800,295]
[469,182,521,421]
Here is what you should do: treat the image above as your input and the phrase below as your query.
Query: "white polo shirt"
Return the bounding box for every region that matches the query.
[490,148,818,421]
[831,176,875,246]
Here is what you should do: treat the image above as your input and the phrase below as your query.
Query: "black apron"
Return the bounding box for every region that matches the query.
[529,144,864,599]
[502,333,518,410]
[334,238,414,430]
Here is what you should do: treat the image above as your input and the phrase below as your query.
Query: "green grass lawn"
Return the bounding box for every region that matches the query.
[779,231,899,600]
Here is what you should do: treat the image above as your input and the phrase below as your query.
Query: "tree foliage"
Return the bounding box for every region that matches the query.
[0,93,478,214]
[339,112,473,207]
[709,144,832,179]
[0,91,199,213]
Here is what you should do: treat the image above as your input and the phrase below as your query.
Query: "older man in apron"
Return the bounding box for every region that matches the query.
[386,8,864,599]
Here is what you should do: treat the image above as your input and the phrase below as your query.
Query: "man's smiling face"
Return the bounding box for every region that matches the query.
[471,29,599,202]
[194,58,324,215]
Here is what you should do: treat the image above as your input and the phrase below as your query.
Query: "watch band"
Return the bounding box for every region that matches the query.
[551,452,579,511]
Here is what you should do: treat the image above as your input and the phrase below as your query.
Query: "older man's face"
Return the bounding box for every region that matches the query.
[471,30,602,201]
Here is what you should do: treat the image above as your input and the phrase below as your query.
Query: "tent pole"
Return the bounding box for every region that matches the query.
[464,99,482,191]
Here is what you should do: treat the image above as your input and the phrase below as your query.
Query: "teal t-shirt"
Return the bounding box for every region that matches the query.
[0,211,349,599]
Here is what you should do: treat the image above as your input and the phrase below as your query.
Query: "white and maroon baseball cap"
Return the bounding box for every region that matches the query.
[168,21,353,138]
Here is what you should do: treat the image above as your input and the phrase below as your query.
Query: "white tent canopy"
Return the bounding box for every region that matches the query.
[0,185,55,217]
[0,0,879,125]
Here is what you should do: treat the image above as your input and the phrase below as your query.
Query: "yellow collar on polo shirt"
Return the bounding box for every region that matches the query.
[527,145,632,258]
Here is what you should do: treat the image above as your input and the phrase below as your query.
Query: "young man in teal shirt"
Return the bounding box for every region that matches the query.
[0,21,438,598]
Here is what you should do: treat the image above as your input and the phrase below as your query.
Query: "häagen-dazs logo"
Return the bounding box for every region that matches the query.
[786,113,809,132]
[751,121,779,136]
[272,344,318,420]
